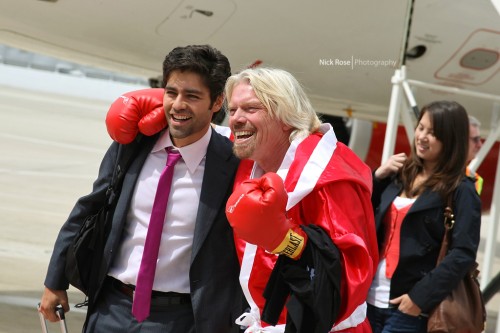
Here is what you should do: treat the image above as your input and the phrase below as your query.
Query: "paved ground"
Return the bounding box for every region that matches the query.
[0,85,108,332]
[0,84,498,332]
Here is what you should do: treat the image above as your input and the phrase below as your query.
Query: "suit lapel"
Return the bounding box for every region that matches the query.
[378,182,443,218]
[408,190,443,213]
[113,134,159,225]
[191,131,236,262]
[377,182,443,226]
[376,182,401,229]
[99,134,159,280]
[105,134,159,264]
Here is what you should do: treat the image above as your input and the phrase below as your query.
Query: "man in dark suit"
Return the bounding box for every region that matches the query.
[39,45,245,332]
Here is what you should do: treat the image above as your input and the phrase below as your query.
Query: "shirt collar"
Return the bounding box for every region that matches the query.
[152,127,212,173]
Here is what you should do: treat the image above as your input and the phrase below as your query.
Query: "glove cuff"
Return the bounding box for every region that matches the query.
[272,227,307,259]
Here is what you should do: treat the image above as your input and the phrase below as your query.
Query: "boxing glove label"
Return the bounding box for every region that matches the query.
[226,193,245,214]
[272,228,306,259]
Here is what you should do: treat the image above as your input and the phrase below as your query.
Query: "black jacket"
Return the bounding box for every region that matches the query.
[372,176,481,312]
[261,225,342,333]
[45,130,245,333]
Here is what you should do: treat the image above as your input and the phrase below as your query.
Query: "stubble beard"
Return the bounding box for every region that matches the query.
[233,140,255,160]
[169,125,190,140]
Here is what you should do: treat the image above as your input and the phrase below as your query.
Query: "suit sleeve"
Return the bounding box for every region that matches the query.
[44,141,120,290]
[296,180,379,323]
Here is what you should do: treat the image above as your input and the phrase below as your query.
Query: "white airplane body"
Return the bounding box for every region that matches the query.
[0,0,497,125]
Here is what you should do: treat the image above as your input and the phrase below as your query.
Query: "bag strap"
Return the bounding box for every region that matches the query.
[436,195,454,265]
[105,134,144,205]
[85,135,145,305]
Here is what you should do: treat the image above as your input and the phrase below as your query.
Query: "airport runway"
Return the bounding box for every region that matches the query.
[0,85,108,332]
[0,84,499,332]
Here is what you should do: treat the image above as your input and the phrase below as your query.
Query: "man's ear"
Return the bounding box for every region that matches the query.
[282,123,293,132]
[211,95,224,112]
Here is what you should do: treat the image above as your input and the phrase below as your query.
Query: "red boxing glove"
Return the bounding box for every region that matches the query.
[106,88,167,144]
[226,173,307,259]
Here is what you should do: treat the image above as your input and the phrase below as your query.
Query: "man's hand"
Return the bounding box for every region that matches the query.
[226,172,307,259]
[38,287,69,322]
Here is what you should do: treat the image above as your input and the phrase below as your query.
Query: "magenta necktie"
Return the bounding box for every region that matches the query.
[132,148,181,322]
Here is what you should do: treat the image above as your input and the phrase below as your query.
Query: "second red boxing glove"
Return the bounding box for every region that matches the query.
[226,172,307,259]
[106,88,167,144]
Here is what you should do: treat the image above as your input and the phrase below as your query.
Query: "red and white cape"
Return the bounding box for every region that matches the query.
[226,124,379,333]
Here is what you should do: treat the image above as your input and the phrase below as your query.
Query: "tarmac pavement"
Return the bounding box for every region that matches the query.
[0,86,107,332]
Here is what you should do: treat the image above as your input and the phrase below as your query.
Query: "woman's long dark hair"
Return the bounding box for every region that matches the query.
[400,101,469,200]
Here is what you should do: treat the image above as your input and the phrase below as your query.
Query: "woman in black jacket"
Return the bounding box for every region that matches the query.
[367,101,481,333]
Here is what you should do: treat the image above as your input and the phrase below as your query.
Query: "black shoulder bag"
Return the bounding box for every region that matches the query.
[64,140,140,297]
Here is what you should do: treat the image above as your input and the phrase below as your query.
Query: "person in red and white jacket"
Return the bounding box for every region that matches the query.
[106,68,378,332]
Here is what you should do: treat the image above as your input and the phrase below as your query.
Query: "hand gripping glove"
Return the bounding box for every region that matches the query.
[226,172,307,259]
[106,88,167,144]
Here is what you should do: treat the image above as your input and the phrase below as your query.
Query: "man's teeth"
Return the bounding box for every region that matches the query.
[173,115,190,120]
[236,131,253,138]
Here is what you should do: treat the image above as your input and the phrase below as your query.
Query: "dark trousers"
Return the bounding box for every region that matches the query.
[367,303,427,333]
[85,279,195,333]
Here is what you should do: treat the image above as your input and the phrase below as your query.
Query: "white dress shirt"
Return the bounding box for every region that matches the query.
[109,127,211,293]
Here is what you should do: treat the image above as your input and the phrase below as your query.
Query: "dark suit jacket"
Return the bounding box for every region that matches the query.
[45,130,244,333]
[372,176,481,313]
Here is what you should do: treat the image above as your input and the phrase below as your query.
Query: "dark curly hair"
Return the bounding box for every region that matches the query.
[162,45,231,110]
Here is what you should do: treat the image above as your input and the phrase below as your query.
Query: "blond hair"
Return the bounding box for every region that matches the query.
[225,68,321,141]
